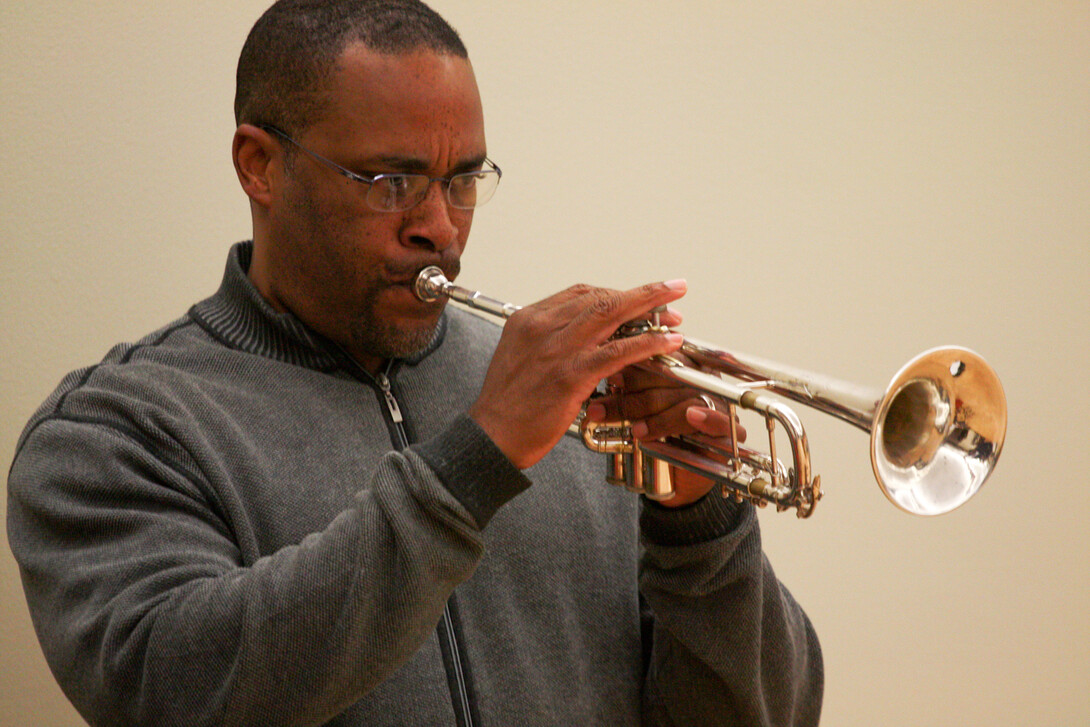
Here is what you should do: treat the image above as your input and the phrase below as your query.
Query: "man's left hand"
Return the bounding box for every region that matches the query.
[583,360,747,508]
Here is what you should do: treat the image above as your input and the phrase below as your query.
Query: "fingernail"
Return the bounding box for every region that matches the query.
[688,408,708,424]
[665,333,685,345]
[585,402,605,420]
[663,278,687,291]
[631,421,649,438]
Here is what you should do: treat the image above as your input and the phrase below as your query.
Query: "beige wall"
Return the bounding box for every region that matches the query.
[3,2,1087,724]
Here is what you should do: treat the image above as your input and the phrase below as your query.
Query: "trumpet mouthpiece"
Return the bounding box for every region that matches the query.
[414,265,448,303]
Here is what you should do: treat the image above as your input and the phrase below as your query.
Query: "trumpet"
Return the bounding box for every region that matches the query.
[414,266,1007,518]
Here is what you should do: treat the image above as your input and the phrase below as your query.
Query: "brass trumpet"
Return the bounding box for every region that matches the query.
[414,266,1007,518]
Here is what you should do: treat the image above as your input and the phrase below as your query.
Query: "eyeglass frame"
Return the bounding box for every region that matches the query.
[258,124,501,212]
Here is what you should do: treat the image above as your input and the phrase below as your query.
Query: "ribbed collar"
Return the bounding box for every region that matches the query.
[189,241,446,373]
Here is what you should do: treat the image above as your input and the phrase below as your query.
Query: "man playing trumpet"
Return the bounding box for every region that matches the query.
[7,1,823,725]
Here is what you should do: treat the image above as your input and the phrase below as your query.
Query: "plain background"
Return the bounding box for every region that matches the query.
[2,2,1087,725]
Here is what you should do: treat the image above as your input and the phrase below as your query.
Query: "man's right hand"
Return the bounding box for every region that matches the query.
[468,280,688,470]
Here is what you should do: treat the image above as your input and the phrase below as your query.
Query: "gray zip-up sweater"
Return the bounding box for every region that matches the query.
[7,242,822,726]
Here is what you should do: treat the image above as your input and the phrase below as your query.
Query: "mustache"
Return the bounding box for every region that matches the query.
[386,255,461,284]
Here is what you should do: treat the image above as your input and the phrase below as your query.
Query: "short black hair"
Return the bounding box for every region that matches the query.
[235,0,468,136]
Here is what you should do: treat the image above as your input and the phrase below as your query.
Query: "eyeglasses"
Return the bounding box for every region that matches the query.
[260,125,501,212]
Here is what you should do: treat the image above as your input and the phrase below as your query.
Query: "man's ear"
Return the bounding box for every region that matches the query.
[233,124,277,207]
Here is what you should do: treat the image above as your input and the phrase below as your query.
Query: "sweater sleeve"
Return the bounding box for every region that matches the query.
[637,494,824,726]
[6,414,528,727]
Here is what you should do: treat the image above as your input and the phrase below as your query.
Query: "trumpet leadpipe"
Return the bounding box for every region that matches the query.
[414,266,521,319]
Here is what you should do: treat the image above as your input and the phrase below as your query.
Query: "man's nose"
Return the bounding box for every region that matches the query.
[401,180,460,252]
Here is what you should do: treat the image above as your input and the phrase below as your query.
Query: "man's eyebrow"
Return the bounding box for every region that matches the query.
[359,154,489,175]
[369,155,430,173]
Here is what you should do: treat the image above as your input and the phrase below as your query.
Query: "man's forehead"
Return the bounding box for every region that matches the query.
[304,45,486,173]
[332,43,478,98]
[324,48,477,123]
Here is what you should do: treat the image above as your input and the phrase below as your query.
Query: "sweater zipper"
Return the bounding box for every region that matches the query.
[442,605,474,727]
[374,368,408,449]
[372,365,474,727]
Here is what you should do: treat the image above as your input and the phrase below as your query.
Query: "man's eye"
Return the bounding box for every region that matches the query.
[449,173,480,193]
[382,175,411,193]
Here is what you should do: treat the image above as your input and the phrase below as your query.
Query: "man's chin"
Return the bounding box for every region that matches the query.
[349,315,442,362]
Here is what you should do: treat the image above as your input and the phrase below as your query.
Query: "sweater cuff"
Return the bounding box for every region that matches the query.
[639,492,749,546]
[412,414,531,528]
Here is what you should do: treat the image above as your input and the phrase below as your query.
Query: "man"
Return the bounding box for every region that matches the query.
[7,1,822,725]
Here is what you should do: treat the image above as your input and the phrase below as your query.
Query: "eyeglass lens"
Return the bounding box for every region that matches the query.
[368,170,498,212]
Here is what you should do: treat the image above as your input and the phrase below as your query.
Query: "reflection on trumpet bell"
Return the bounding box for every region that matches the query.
[414,265,1007,519]
[871,347,1006,516]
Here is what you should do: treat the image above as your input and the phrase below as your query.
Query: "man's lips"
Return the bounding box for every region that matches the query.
[384,274,449,308]
[385,262,460,288]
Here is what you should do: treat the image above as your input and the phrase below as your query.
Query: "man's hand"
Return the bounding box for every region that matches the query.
[469,280,688,470]
[584,364,747,508]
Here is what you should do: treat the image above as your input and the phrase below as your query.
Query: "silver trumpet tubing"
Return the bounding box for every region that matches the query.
[414,266,1007,518]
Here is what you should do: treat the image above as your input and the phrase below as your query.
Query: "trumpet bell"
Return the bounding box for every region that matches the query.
[872,347,1007,516]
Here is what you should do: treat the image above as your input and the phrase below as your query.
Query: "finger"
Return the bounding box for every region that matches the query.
[577,329,686,386]
[506,282,624,339]
[685,406,747,442]
[585,385,705,423]
[524,281,684,331]
[636,401,745,440]
[630,397,744,442]
[566,280,688,344]
[614,362,694,394]
[612,347,708,393]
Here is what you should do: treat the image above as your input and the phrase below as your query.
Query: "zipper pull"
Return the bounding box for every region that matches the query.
[375,372,404,424]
